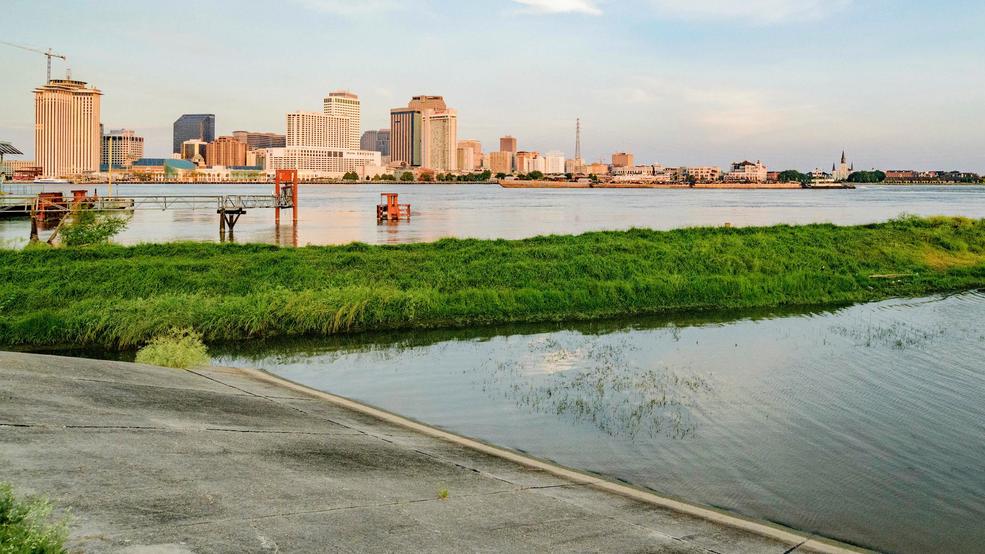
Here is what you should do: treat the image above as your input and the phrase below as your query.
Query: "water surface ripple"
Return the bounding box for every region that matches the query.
[216,292,985,553]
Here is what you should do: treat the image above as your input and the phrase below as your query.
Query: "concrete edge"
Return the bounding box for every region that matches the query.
[232,365,874,554]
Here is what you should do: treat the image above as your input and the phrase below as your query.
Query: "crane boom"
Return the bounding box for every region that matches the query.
[0,40,67,83]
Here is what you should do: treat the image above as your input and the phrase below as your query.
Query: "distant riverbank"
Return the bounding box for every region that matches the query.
[1,216,983,349]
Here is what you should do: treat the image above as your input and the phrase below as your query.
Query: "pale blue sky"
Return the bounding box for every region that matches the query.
[2,0,983,171]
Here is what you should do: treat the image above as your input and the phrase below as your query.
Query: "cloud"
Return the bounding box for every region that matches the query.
[647,0,852,24]
[512,0,603,16]
[292,0,402,16]
[608,78,827,139]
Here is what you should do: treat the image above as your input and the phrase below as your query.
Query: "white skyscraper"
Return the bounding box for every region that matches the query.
[323,91,361,150]
[423,109,457,171]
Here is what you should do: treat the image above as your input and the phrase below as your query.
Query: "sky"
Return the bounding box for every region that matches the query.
[1,0,984,171]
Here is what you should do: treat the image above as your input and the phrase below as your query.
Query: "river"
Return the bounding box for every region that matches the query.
[214,292,985,554]
[1,183,984,247]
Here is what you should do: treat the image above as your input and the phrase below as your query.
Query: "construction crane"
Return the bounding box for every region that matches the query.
[0,40,67,83]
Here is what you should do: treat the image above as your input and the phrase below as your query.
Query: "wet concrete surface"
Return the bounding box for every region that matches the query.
[0,352,854,553]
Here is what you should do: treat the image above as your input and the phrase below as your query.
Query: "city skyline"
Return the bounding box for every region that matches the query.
[2,0,984,171]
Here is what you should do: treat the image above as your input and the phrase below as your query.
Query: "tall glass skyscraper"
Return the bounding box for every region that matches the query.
[172,114,215,154]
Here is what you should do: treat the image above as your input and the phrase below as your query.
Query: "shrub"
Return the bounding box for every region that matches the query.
[0,482,68,553]
[59,211,130,247]
[135,328,210,369]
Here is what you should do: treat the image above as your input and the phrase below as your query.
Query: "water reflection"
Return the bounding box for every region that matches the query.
[209,291,985,554]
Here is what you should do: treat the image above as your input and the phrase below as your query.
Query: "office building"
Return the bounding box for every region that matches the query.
[323,91,361,149]
[515,151,538,174]
[389,96,456,169]
[287,112,350,149]
[500,136,517,153]
[206,136,247,167]
[232,131,285,150]
[101,129,144,170]
[181,140,208,166]
[457,140,482,172]
[361,129,391,156]
[34,78,102,178]
[172,114,215,154]
[544,151,566,174]
[489,151,513,175]
[424,109,457,171]
[612,152,634,168]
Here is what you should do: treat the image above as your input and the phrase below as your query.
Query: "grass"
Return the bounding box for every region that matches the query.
[134,328,210,369]
[0,216,983,350]
[0,483,67,554]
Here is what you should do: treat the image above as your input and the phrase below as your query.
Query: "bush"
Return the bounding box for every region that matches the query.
[0,482,67,553]
[59,211,129,247]
[135,328,210,369]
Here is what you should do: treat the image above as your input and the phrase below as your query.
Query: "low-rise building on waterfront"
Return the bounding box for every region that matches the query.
[263,146,382,178]
[684,166,722,182]
[725,160,768,183]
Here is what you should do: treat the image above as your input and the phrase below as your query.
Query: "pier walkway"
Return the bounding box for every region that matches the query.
[0,352,865,553]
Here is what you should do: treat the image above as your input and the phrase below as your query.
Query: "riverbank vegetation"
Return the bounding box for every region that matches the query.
[0,482,67,553]
[1,216,983,349]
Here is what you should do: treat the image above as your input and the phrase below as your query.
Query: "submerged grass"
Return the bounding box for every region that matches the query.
[1,216,983,349]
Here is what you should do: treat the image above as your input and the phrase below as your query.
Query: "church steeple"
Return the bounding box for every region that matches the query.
[841,150,847,164]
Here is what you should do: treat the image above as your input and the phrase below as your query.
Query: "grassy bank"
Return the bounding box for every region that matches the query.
[1,216,983,349]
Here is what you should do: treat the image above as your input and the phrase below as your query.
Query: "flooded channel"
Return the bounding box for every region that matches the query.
[214,292,985,554]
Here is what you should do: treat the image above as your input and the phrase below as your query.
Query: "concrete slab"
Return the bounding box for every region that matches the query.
[0,352,869,553]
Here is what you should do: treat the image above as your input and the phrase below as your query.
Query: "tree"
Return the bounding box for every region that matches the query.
[528,170,544,180]
[342,171,359,181]
[400,172,414,182]
[418,171,433,182]
[847,170,886,183]
[564,173,573,180]
[479,170,492,181]
[495,172,507,180]
[778,170,811,185]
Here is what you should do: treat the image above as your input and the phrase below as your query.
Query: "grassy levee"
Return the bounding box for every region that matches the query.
[1,216,983,349]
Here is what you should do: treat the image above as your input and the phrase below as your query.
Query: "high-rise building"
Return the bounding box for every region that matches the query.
[500,136,517,153]
[172,114,215,154]
[389,96,456,169]
[457,140,482,172]
[232,131,285,150]
[544,151,566,174]
[287,112,350,149]
[389,108,423,166]
[612,152,634,168]
[360,130,379,152]
[423,109,457,171]
[408,95,447,112]
[489,151,513,175]
[34,79,102,178]
[206,136,247,167]
[181,140,208,166]
[323,91,361,150]
[375,129,390,156]
[101,129,144,170]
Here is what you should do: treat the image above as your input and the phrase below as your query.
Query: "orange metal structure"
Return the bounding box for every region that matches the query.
[377,193,411,222]
[275,169,299,225]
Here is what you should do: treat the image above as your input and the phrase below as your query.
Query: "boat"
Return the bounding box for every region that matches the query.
[33,177,70,184]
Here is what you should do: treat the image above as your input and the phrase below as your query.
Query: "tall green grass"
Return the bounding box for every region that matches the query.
[1,216,983,349]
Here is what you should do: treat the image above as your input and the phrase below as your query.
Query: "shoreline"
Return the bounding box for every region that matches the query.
[0,350,870,553]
